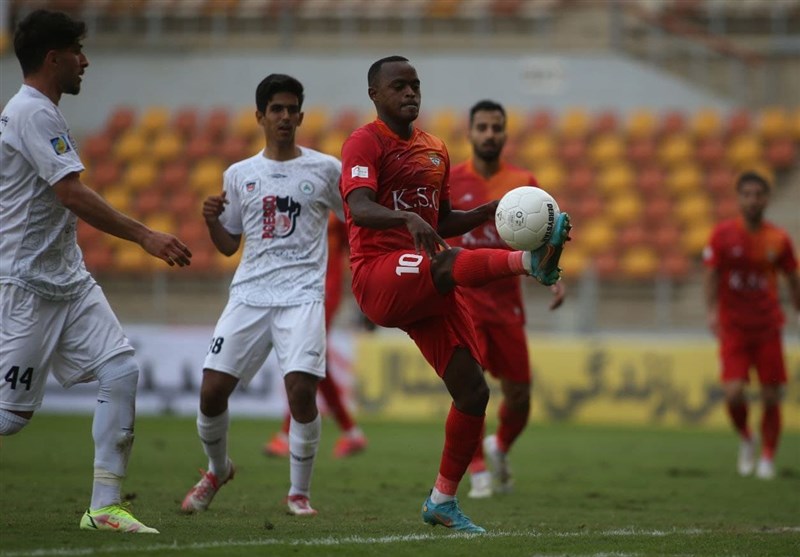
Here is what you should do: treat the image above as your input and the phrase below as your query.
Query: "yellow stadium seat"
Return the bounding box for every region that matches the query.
[559,108,590,139]
[138,106,170,137]
[620,247,658,280]
[103,188,131,213]
[577,218,616,255]
[559,246,589,278]
[123,161,158,192]
[216,250,242,274]
[300,106,330,138]
[675,194,711,223]
[666,164,703,196]
[532,161,565,194]
[597,162,635,196]
[143,214,177,236]
[658,133,694,167]
[319,132,348,158]
[758,107,790,140]
[726,134,763,170]
[429,108,461,141]
[681,221,713,257]
[626,109,657,139]
[792,107,800,141]
[114,244,150,273]
[606,194,641,226]
[190,159,225,193]
[519,133,556,166]
[114,131,147,163]
[505,107,525,139]
[150,131,183,164]
[589,133,625,166]
[690,108,721,139]
[231,106,260,139]
[447,137,473,164]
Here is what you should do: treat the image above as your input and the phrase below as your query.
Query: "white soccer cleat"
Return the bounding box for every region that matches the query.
[286,494,318,516]
[181,459,235,513]
[468,470,493,499]
[755,457,776,480]
[737,438,756,477]
[483,434,513,494]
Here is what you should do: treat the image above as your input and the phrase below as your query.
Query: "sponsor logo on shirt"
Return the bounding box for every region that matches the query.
[50,135,72,155]
[245,181,257,193]
[262,195,301,239]
[351,165,369,178]
[299,181,315,195]
[269,173,288,179]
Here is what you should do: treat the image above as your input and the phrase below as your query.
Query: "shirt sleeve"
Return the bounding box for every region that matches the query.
[778,232,799,274]
[440,142,451,204]
[219,167,244,235]
[702,226,721,268]
[20,107,84,186]
[339,129,380,202]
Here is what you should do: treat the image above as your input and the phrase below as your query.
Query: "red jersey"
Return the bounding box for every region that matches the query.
[704,217,798,331]
[339,119,450,275]
[449,160,538,325]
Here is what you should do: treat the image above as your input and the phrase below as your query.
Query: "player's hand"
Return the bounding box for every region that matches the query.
[140,230,193,267]
[549,281,566,310]
[483,199,500,221]
[405,212,449,258]
[203,191,228,225]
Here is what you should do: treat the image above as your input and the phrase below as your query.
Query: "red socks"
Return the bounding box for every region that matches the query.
[436,404,485,495]
[761,404,781,460]
[497,401,529,453]
[451,249,525,287]
[318,374,355,432]
[726,400,751,440]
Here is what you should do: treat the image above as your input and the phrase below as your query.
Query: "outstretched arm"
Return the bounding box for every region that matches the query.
[346,187,448,258]
[54,172,192,266]
[437,199,499,239]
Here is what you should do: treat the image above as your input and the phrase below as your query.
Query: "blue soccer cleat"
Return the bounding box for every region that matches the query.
[421,496,486,534]
[526,212,572,286]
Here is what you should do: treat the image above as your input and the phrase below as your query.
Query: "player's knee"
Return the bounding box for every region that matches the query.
[430,248,461,293]
[0,408,30,435]
[285,372,319,413]
[95,353,140,395]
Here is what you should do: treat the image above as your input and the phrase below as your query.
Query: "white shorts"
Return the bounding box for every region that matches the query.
[0,283,134,412]
[203,299,326,385]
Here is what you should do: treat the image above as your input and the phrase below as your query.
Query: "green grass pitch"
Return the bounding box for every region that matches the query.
[1,415,798,557]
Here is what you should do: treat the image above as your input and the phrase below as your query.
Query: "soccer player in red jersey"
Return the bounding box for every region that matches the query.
[263,215,368,459]
[339,56,571,532]
[703,171,800,480]
[449,100,566,498]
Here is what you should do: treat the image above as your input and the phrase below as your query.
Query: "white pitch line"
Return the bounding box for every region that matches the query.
[1,527,798,557]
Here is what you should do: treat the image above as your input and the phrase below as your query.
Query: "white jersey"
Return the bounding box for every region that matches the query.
[220,147,344,307]
[0,85,93,300]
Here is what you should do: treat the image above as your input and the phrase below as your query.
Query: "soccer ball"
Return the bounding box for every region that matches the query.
[495,186,560,251]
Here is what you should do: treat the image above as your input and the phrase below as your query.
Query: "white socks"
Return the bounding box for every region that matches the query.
[431,487,456,505]
[91,354,139,510]
[288,414,321,498]
[0,409,28,435]
[197,409,230,478]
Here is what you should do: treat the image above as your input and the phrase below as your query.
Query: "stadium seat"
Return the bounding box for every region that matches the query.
[230,106,260,140]
[88,159,122,191]
[620,246,659,280]
[427,0,461,18]
[105,106,136,138]
[666,164,703,196]
[114,244,151,273]
[219,135,250,164]
[695,137,726,167]
[597,162,635,196]
[626,108,657,140]
[681,221,713,257]
[216,249,243,274]
[519,133,556,167]
[559,246,589,278]
[150,131,183,163]
[675,194,711,223]
[758,107,791,140]
[690,108,722,139]
[138,107,170,137]
[429,108,461,141]
[447,136,473,164]
[764,137,797,170]
[559,108,590,139]
[589,133,626,166]
[525,109,554,133]
[177,220,209,249]
[626,137,657,167]
[726,134,763,169]
[558,137,587,166]
[189,159,225,194]
[592,250,620,280]
[591,110,619,135]
[159,161,191,193]
[725,108,752,137]
[206,108,231,141]
[564,165,595,196]
[569,193,604,222]
[144,214,177,236]
[658,133,694,167]
[103,188,132,213]
[300,106,330,139]
[114,130,148,164]
[532,161,565,194]
[504,107,525,140]
[172,107,200,138]
[705,165,736,198]
[714,196,739,221]
[618,222,647,251]
[792,107,800,141]
[659,110,687,136]
[123,161,159,192]
[650,222,682,254]
[642,195,672,225]
[578,218,616,255]
[636,165,666,198]
[606,194,641,226]
[133,187,164,216]
[82,132,113,162]
[319,132,348,158]
[185,134,215,162]
[658,250,691,281]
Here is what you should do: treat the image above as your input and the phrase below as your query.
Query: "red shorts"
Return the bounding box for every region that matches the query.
[719,327,787,385]
[473,321,531,384]
[352,251,483,376]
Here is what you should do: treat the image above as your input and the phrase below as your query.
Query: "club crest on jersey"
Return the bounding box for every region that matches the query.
[428,153,441,166]
[262,195,301,239]
[299,181,315,195]
[351,165,369,178]
[50,135,72,155]
[245,181,257,193]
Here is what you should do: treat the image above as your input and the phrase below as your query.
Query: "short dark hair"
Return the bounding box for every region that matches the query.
[14,10,86,76]
[469,99,506,126]
[255,74,304,113]
[368,55,410,87]
[736,170,771,193]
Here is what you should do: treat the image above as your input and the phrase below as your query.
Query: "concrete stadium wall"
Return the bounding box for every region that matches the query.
[0,50,732,135]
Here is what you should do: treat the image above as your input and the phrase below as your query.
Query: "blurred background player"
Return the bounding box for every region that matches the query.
[340,56,571,533]
[703,170,800,480]
[180,74,343,517]
[263,215,368,459]
[448,100,566,498]
[0,10,192,534]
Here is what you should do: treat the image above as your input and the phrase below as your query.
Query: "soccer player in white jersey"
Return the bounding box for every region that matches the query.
[0,11,192,534]
[180,74,343,517]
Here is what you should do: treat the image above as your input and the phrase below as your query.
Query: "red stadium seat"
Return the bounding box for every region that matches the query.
[643,195,672,225]
[658,250,691,281]
[219,135,250,164]
[525,109,554,133]
[650,223,682,254]
[184,135,215,162]
[620,246,659,281]
[82,132,113,163]
[88,159,122,191]
[618,222,648,251]
[172,107,200,138]
[659,110,687,136]
[160,161,191,193]
[133,187,164,216]
[706,166,736,198]
[714,196,739,221]
[725,108,752,137]
[206,108,231,141]
[558,137,588,166]
[695,137,726,168]
[564,165,594,196]
[105,106,136,138]
[636,166,666,199]
[765,137,797,170]
[593,250,620,280]
[591,110,619,135]
[626,137,657,167]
